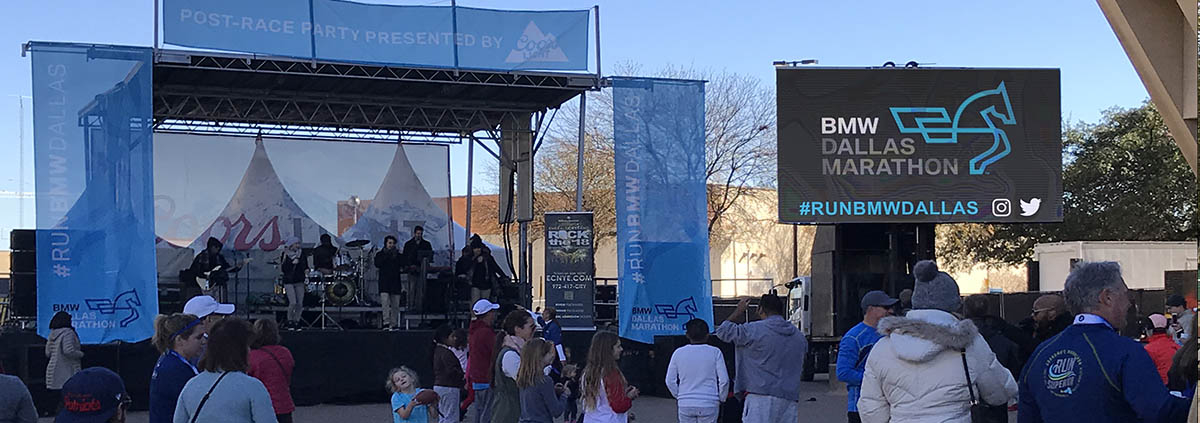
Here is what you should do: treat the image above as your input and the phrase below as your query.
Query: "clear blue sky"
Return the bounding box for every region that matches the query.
[0,0,1151,241]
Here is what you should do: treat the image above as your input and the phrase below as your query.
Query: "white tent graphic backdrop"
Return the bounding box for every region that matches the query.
[344,143,511,274]
[187,138,338,277]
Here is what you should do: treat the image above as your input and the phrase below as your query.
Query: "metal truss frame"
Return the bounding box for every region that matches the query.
[150,50,595,142]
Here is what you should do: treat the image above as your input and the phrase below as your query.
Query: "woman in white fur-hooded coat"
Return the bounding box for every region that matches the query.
[857,260,1017,423]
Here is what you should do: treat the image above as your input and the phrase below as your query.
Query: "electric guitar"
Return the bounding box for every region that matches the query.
[196,258,251,291]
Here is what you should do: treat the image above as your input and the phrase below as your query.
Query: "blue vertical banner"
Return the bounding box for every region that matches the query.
[31,43,158,343]
[613,77,712,344]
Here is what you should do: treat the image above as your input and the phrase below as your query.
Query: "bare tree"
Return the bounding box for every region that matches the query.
[534,63,778,245]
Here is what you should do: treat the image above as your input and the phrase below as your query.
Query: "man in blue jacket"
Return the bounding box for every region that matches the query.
[837,291,896,423]
[1018,262,1191,423]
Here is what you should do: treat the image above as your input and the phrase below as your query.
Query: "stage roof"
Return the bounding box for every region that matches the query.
[151,49,599,142]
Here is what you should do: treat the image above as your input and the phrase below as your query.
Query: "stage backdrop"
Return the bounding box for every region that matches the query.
[613,77,712,344]
[544,212,594,329]
[163,0,591,71]
[31,43,159,343]
[152,134,474,286]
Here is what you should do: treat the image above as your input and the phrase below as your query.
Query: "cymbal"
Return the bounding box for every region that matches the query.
[346,239,370,248]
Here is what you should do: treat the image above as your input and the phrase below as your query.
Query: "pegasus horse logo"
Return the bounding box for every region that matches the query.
[889,82,1016,175]
[655,297,699,320]
[85,289,142,327]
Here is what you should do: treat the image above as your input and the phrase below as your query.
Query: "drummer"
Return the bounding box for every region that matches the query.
[280,237,308,330]
[312,234,339,275]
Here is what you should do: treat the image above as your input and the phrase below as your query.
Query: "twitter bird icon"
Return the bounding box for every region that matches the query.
[1019,198,1041,216]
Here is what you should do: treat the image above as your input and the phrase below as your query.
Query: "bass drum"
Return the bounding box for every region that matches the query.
[325,280,356,306]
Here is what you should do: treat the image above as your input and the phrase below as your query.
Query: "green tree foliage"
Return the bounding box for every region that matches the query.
[937,102,1197,271]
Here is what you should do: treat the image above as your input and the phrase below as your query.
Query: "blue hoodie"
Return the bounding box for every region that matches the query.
[837,322,882,412]
[715,315,808,401]
[1018,320,1191,423]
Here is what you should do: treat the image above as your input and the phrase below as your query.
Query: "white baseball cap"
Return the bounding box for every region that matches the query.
[472,299,500,316]
[183,295,235,318]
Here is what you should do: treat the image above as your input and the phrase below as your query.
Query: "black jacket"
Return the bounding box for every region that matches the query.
[374,247,404,285]
[188,238,231,287]
[403,238,434,268]
[1032,313,1074,346]
[280,250,308,284]
[971,315,1034,377]
[456,252,504,290]
[312,244,337,270]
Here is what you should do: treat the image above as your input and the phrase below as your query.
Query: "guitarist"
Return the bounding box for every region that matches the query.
[186,237,241,302]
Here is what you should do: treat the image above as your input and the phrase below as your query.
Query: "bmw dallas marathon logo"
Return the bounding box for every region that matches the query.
[1044,349,1083,397]
[54,289,144,329]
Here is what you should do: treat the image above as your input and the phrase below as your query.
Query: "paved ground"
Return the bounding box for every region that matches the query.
[41,376,848,423]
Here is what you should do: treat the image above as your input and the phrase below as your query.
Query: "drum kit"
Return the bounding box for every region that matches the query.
[270,238,376,329]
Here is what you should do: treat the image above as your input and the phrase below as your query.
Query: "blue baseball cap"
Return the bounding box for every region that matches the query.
[56,367,127,423]
[861,290,899,312]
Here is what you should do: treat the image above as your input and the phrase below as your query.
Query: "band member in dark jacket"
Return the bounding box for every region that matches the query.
[375,235,405,330]
[312,234,338,273]
[280,238,307,329]
[403,226,434,270]
[187,237,232,301]
[456,237,505,303]
[403,226,435,312]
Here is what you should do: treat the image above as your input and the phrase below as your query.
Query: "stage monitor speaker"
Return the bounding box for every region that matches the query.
[10,272,36,317]
[10,250,35,273]
[596,304,617,320]
[9,229,35,251]
[596,285,616,303]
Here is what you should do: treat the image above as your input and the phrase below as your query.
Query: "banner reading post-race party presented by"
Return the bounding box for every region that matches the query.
[613,77,713,344]
[163,0,591,71]
[31,43,158,343]
[543,212,595,329]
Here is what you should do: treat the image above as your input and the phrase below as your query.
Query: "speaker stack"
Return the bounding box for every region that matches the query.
[595,284,617,323]
[9,229,37,323]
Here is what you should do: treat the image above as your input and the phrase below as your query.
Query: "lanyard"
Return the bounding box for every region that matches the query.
[1072,313,1115,330]
[169,350,199,375]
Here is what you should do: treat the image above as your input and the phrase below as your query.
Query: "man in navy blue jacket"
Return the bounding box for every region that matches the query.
[1018,262,1191,423]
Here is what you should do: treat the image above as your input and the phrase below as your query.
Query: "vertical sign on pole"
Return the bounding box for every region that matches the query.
[544,212,594,329]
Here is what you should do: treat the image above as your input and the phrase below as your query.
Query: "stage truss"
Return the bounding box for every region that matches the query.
[150,50,598,143]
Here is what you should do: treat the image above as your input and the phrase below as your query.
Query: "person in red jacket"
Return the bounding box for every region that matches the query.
[581,331,639,422]
[1144,313,1180,384]
[247,319,296,423]
[467,299,500,423]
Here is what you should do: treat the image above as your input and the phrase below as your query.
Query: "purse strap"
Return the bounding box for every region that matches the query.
[959,350,979,405]
[262,348,291,383]
[190,371,230,423]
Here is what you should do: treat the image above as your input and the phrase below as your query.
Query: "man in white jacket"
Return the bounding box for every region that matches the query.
[666,318,729,423]
[857,260,1018,423]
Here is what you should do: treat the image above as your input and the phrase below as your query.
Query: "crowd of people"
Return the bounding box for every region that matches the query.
[836,260,1198,423]
[1,260,1197,423]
